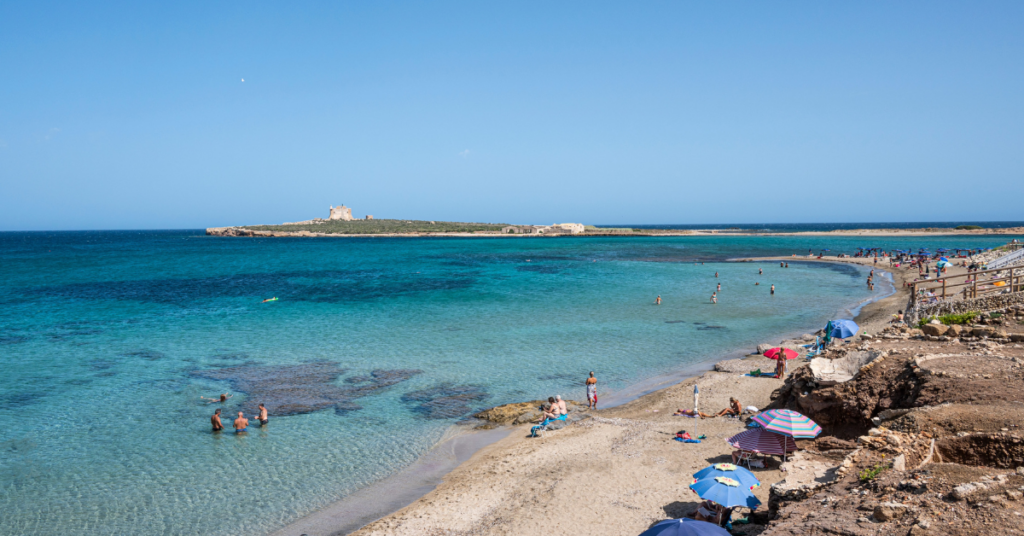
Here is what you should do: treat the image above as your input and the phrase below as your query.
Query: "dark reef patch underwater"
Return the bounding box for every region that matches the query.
[189,363,423,416]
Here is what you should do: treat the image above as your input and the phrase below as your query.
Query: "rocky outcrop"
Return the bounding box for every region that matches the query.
[808,350,880,386]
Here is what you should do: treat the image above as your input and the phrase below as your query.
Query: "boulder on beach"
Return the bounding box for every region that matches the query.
[809,350,880,386]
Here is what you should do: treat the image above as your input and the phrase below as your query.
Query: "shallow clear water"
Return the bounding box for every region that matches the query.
[0,231,1018,535]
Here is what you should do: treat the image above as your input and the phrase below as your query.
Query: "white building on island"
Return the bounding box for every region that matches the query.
[329,205,354,221]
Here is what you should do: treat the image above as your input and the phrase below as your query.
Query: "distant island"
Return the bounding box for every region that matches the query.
[207,203,653,237]
[206,204,1024,237]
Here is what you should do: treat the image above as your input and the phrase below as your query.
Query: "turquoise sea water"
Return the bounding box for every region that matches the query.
[1,232,1019,535]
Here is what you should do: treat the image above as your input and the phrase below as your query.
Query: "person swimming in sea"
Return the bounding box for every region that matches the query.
[234,411,249,433]
[201,393,232,404]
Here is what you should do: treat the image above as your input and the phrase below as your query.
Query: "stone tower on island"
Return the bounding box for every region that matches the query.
[329,205,353,221]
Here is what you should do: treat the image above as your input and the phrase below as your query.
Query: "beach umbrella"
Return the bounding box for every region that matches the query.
[826,319,858,339]
[940,256,949,262]
[637,518,730,536]
[693,463,761,490]
[751,409,822,439]
[726,428,797,455]
[763,348,799,360]
[689,476,762,509]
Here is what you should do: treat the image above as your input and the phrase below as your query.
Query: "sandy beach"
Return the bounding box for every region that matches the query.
[272,256,909,536]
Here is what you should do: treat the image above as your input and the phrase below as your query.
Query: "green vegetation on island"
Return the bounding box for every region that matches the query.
[955,225,983,230]
[244,219,511,235]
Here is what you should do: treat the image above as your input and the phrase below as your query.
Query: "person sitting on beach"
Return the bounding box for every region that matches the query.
[537,403,558,423]
[211,408,223,432]
[253,403,268,426]
[201,393,232,404]
[695,499,723,524]
[545,397,563,416]
[233,411,249,433]
[673,408,711,419]
[555,395,567,415]
[715,398,741,417]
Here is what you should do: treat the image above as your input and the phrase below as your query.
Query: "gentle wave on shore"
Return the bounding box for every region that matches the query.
[0,231,1018,535]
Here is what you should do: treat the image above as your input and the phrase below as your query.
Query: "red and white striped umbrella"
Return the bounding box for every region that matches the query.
[726,428,797,455]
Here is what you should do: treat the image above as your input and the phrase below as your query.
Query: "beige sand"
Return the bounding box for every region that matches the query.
[355,371,784,536]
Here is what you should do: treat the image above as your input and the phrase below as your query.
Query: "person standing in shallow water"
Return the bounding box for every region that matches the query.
[234,411,248,433]
[254,403,268,426]
[717,282,721,292]
[585,372,597,410]
[655,295,661,305]
[714,271,718,278]
[770,284,775,295]
[711,292,717,304]
[211,408,223,432]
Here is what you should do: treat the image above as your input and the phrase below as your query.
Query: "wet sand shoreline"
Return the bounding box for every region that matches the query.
[272,256,904,536]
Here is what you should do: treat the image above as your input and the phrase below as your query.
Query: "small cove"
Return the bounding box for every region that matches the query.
[0,231,1017,535]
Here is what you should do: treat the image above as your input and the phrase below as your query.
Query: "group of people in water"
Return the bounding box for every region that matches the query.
[654,265,779,306]
[205,393,268,433]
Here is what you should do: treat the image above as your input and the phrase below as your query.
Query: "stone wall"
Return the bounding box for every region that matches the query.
[907,290,1024,324]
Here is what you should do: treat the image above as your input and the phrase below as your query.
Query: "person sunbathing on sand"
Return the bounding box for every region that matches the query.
[715,397,741,417]
[673,408,711,419]
[555,395,567,415]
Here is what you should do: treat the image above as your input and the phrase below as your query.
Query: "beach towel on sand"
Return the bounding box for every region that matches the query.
[674,437,701,443]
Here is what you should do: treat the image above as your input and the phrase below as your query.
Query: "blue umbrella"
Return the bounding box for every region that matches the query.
[827,319,859,339]
[638,518,730,536]
[693,463,761,490]
[689,476,762,509]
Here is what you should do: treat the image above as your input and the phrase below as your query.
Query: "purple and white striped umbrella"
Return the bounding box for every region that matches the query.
[726,428,797,455]
[751,409,822,439]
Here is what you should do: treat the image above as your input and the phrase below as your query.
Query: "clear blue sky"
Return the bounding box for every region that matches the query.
[2,2,1023,230]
